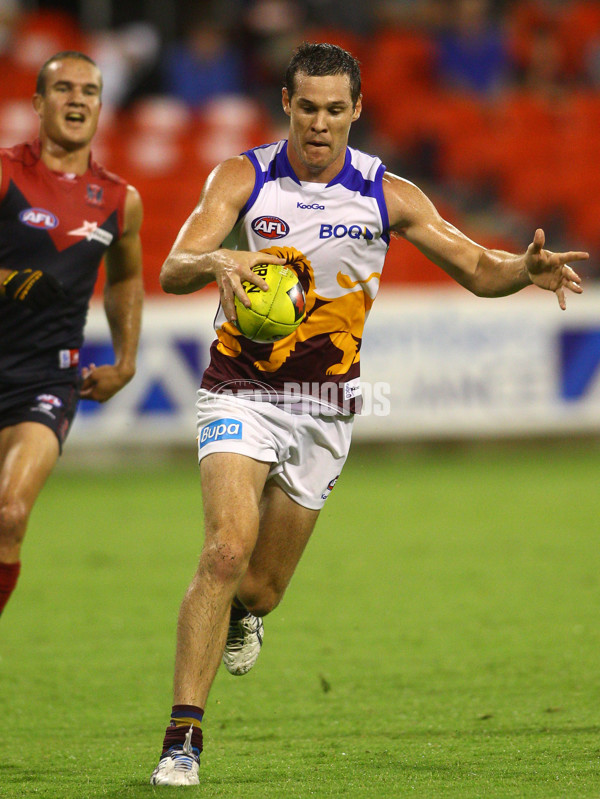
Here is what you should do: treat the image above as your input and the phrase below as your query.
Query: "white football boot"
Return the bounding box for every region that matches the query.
[150,725,200,786]
[222,612,264,676]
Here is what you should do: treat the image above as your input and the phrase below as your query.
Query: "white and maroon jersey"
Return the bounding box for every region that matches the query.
[201,140,390,413]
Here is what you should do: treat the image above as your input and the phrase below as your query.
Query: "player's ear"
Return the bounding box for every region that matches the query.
[351,94,362,122]
[282,87,291,118]
[32,93,43,116]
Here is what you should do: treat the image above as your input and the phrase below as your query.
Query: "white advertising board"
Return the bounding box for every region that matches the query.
[68,287,600,446]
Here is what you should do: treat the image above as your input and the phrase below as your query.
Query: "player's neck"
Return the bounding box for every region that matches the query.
[39,137,91,176]
[286,142,346,184]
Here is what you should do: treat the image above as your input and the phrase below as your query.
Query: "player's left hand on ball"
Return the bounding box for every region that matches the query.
[80,363,133,402]
[1,268,67,311]
[525,228,588,310]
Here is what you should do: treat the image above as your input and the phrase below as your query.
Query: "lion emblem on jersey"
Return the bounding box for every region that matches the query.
[216,245,380,375]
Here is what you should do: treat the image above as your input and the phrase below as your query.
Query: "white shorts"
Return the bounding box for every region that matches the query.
[196,389,353,510]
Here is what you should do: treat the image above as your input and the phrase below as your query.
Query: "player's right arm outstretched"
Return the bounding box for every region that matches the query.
[159,156,285,322]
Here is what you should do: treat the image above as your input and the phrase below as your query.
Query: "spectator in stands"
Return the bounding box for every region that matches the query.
[0,0,20,57]
[160,13,244,108]
[436,0,509,95]
[87,22,161,110]
[242,0,305,118]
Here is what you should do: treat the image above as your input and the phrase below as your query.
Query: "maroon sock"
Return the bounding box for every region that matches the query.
[0,561,21,616]
[161,704,204,755]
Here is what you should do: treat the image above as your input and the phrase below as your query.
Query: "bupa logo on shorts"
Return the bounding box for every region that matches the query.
[297,202,325,210]
[319,223,374,241]
[321,474,340,501]
[19,208,59,229]
[251,216,289,239]
[199,418,243,448]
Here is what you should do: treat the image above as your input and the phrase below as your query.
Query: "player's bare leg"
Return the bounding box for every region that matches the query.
[174,452,270,704]
[151,452,270,785]
[222,481,319,676]
[238,480,319,616]
[0,423,59,615]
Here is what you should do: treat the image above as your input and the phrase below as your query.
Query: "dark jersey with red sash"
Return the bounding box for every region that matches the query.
[0,139,127,384]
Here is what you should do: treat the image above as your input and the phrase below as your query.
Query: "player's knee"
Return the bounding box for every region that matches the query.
[243,594,281,618]
[239,580,285,617]
[0,497,29,545]
[200,538,253,585]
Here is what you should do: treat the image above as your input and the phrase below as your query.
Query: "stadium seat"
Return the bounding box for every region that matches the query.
[129,95,192,138]
[11,9,86,72]
[0,99,38,148]
[487,90,562,200]
[195,95,271,170]
[567,192,600,251]
[423,92,493,186]
[0,60,36,101]
[361,28,437,144]
[559,1,600,77]
[506,0,559,74]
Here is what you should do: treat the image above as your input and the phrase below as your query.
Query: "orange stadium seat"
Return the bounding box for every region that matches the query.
[0,60,36,101]
[567,195,600,251]
[559,1,600,77]
[129,95,192,138]
[0,99,38,148]
[491,87,600,224]
[486,90,562,202]
[506,1,558,73]
[92,99,203,297]
[0,10,86,102]
[11,9,86,72]
[423,92,493,186]
[361,28,437,146]
[194,95,269,172]
[563,91,600,136]
[494,132,561,218]
[493,89,558,136]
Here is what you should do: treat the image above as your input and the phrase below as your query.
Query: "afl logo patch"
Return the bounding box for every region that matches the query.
[19,208,59,229]
[251,215,289,239]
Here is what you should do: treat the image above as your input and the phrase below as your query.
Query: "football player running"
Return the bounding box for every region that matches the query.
[0,53,143,618]
[150,42,587,785]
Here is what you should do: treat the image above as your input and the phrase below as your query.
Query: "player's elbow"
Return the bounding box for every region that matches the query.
[460,266,497,298]
[159,262,180,294]
[467,281,493,298]
[467,277,510,299]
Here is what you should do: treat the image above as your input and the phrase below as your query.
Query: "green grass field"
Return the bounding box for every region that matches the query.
[1,441,599,798]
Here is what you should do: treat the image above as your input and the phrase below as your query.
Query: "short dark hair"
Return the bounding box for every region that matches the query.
[36,51,101,96]
[285,42,361,107]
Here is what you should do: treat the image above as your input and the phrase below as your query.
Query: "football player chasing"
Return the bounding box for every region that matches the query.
[0,53,143,618]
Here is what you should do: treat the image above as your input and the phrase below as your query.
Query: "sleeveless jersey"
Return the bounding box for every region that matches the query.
[201,140,390,414]
[0,139,127,384]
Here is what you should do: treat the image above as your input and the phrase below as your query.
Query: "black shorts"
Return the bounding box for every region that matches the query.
[0,379,81,452]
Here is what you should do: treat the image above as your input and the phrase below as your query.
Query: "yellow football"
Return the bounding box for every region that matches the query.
[234,263,306,343]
